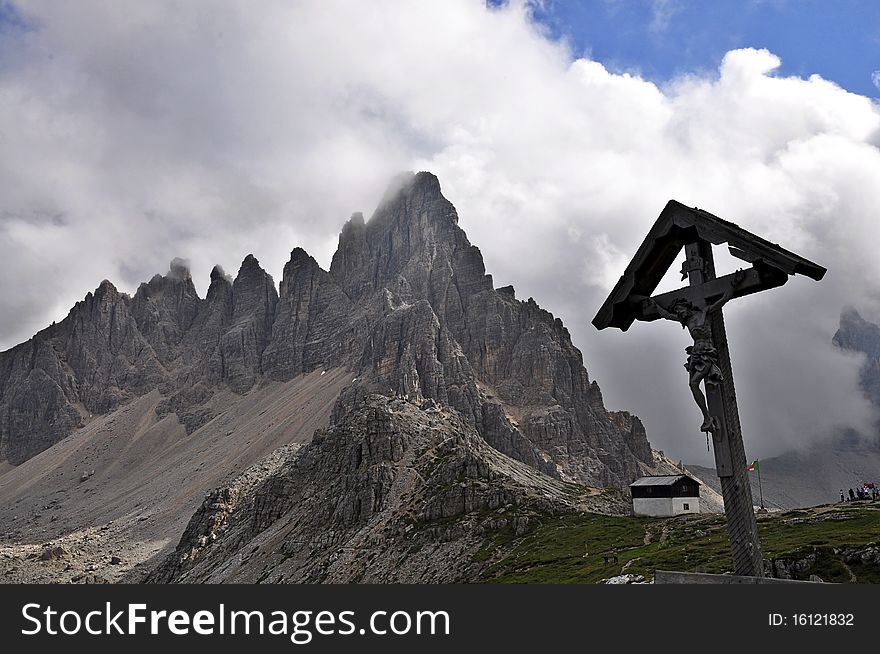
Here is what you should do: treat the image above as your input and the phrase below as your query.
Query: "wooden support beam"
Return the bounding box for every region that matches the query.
[685,240,764,578]
[631,266,788,322]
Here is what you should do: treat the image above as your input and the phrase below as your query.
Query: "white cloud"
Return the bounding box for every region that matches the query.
[872,70,880,92]
[1,0,879,462]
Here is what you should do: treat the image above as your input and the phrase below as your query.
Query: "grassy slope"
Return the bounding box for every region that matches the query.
[473,501,880,584]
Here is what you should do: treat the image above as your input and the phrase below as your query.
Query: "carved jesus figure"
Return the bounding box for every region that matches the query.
[647,269,746,433]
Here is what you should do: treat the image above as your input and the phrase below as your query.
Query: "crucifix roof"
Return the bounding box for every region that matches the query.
[629,474,702,487]
[592,200,826,331]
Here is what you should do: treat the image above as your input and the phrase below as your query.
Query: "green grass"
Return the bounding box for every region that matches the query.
[468,502,880,583]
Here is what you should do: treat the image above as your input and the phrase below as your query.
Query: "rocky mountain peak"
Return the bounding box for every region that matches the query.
[0,172,654,491]
[287,246,316,267]
[231,254,277,319]
[206,254,277,394]
[238,253,259,269]
[378,170,444,203]
[834,307,880,358]
[93,279,120,304]
[329,171,490,307]
[209,264,230,284]
[136,259,199,299]
[168,257,192,281]
[278,248,318,296]
[203,268,230,306]
[368,171,458,234]
[205,266,233,307]
[129,260,201,361]
[834,307,880,413]
[344,211,365,229]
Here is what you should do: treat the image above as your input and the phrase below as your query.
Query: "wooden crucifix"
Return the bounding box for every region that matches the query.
[593,201,825,578]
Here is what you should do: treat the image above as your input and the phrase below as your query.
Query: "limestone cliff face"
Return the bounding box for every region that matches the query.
[0,280,165,464]
[221,255,278,393]
[262,248,356,379]
[321,172,652,486]
[129,258,202,363]
[0,172,653,488]
[177,265,234,387]
[147,395,627,584]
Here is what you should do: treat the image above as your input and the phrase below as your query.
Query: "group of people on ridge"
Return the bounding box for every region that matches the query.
[840,483,877,502]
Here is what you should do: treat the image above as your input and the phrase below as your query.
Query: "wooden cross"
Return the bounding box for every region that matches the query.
[593,201,825,578]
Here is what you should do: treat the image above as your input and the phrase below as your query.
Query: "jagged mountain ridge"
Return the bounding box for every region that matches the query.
[0,172,652,488]
[147,395,629,583]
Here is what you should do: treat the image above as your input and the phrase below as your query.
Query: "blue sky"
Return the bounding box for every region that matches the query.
[0,1,31,36]
[5,1,878,96]
[510,0,880,98]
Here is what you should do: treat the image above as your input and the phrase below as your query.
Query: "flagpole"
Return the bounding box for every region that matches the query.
[757,460,765,510]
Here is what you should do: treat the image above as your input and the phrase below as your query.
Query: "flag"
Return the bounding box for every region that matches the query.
[747,460,759,472]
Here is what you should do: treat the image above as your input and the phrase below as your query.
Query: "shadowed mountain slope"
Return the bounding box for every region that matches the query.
[0,172,670,584]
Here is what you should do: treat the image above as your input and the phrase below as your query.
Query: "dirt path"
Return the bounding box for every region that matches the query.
[839,559,858,583]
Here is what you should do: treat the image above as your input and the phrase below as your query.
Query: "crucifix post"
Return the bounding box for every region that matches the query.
[685,240,763,577]
[593,200,826,581]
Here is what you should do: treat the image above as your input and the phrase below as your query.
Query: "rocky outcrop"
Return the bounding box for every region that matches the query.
[220,255,278,393]
[834,308,880,411]
[177,265,234,387]
[130,258,201,363]
[319,172,653,487]
[0,280,165,463]
[0,171,653,490]
[262,248,356,379]
[147,395,624,584]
